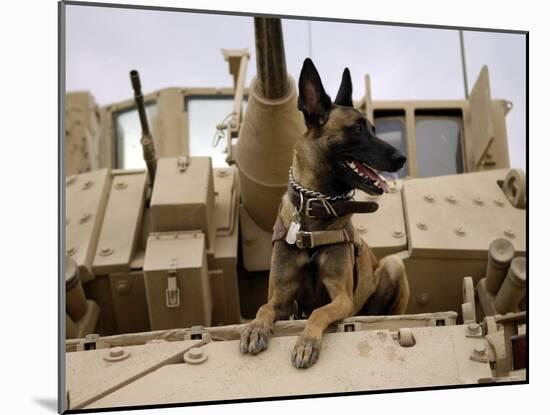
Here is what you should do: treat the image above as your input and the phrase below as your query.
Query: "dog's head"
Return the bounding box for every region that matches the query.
[296,58,406,196]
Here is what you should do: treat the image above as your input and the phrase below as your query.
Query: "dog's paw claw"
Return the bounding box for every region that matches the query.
[291,336,321,369]
[239,322,272,355]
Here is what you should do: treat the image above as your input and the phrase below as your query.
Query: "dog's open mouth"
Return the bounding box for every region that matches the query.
[344,158,389,193]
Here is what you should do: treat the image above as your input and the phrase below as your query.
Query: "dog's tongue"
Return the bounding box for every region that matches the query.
[356,162,388,192]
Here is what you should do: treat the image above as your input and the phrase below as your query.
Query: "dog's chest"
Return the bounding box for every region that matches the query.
[295,258,330,318]
[294,251,350,316]
[295,248,359,318]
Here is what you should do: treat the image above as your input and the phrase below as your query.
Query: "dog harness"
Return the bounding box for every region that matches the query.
[272,171,379,250]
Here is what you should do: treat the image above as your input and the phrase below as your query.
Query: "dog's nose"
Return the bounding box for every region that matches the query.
[392,153,407,169]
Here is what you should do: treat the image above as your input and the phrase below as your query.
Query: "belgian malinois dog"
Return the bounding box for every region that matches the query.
[240,58,410,368]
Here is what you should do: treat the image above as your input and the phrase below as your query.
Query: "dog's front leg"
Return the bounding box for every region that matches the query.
[292,244,354,368]
[240,242,305,355]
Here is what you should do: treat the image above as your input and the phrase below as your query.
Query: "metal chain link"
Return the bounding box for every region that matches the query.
[288,168,354,201]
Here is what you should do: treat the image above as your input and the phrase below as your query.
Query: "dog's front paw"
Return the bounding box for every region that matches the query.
[291,335,321,369]
[240,321,272,355]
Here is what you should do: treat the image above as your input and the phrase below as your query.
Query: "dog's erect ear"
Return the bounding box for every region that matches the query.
[334,68,353,107]
[298,58,332,127]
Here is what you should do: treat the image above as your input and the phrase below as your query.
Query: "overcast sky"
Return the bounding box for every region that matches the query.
[65,4,526,170]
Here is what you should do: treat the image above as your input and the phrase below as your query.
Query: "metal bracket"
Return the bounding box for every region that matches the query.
[461,276,477,323]
[221,48,249,165]
[76,334,109,351]
[183,325,212,342]
[337,320,362,333]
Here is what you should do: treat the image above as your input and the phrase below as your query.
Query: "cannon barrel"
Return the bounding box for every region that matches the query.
[236,18,303,232]
[253,18,289,99]
[130,69,157,184]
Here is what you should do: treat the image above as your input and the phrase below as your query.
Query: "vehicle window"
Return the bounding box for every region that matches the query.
[374,118,408,178]
[416,117,463,177]
[187,97,247,168]
[114,102,157,169]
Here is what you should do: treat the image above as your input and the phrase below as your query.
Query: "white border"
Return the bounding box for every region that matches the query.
[2,0,545,414]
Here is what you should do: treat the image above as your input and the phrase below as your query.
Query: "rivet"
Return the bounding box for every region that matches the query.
[110,347,124,358]
[183,347,208,364]
[103,346,131,362]
[114,181,127,190]
[417,293,429,306]
[467,322,480,334]
[392,229,404,238]
[82,180,94,190]
[423,193,435,202]
[357,224,367,234]
[67,246,77,256]
[504,229,515,238]
[188,347,203,359]
[416,222,428,230]
[473,197,484,205]
[79,213,92,224]
[473,344,487,356]
[99,247,113,256]
[494,198,505,207]
[116,280,131,294]
[454,227,466,236]
[216,170,229,178]
[446,194,457,204]
[244,236,257,246]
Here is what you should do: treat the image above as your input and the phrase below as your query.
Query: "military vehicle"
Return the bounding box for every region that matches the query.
[62,16,526,412]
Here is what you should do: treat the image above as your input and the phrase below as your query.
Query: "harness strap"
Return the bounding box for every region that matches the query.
[272,215,363,251]
[294,228,352,249]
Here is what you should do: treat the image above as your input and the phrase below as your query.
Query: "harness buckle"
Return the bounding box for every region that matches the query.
[304,197,338,218]
[296,231,313,249]
[304,198,320,217]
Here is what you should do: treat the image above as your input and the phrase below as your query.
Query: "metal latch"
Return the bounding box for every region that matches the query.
[165,270,180,308]
[177,154,190,172]
[183,325,212,341]
[337,319,362,333]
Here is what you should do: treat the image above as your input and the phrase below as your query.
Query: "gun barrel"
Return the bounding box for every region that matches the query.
[130,70,151,136]
[129,69,157,183]
[253,17,289,99]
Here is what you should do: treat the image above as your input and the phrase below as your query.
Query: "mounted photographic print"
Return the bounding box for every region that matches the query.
[60,0,527,412]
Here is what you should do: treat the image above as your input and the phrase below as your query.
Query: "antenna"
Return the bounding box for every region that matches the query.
[459,30,469,99]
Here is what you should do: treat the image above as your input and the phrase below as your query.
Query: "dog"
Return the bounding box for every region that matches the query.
[240,58,410,369]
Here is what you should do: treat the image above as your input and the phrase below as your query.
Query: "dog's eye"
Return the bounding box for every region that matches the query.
[354,124,364,133]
